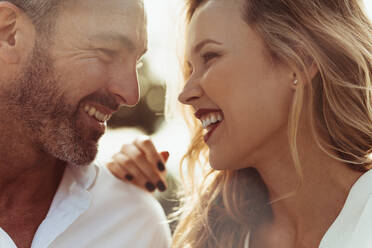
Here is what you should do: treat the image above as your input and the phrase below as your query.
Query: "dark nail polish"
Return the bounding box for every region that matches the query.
[145,182,156,192]
[157,161,165,172]
[157,181,166,192]
[125,174,134,181]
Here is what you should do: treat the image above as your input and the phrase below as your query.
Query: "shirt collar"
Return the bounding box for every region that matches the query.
[66,163,98,190]
[30,163,98,248]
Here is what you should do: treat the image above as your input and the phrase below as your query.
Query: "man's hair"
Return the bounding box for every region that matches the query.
[1,0,62,33]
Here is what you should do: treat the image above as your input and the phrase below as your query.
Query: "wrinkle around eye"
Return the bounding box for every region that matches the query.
[96,48,117,60]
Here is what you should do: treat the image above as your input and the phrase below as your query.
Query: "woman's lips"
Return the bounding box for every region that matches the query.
[194,108,223,119]
[194,108,224,143]
[204,121,222,143]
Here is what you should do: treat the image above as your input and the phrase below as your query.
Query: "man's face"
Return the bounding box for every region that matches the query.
[3,0,147,165]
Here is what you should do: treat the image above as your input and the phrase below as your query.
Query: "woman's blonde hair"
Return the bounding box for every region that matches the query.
[172,0,372,247]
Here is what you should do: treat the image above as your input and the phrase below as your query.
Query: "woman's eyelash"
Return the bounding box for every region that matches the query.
[201,52,220,64]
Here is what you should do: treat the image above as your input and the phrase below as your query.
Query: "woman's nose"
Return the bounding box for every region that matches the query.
[178,77,203,105]
[178,87,203,105]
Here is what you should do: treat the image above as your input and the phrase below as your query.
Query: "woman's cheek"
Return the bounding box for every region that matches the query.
[202,62,231,97]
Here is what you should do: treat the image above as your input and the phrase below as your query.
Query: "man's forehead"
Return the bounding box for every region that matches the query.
[62,0,144,14]
[56,0,147,51]
[59,0,146,30]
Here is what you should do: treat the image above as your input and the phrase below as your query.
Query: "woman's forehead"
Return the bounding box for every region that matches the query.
[191,0,242,18]
[186,0,245,46]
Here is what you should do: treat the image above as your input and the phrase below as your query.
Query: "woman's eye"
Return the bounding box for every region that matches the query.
[202,52,220,64]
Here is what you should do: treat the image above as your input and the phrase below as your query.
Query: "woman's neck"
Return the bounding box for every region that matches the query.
[251,122,364,247]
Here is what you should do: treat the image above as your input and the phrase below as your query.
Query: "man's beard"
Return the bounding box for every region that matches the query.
[2,41,104,166]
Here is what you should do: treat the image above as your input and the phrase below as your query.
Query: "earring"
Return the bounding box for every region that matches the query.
[293,79,298,85]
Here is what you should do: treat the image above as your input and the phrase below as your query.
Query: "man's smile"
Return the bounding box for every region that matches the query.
[83,104,111,123]
[78,102,115,137]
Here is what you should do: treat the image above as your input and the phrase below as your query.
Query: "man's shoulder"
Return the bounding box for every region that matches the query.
[91,164,165,213]
[52,164,171,248]
[86,164,171,247]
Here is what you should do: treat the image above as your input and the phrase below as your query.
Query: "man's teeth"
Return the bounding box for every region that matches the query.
[201,112,223,129]
[83,105,110,122]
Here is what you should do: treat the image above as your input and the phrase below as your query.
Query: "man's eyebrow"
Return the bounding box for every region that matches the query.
[91,32,137,51]
[193,39,222,54]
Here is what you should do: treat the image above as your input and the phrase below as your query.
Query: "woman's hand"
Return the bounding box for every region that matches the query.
[107,138,169,193]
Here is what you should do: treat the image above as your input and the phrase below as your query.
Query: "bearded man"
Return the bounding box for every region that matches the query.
[0,0,171,247]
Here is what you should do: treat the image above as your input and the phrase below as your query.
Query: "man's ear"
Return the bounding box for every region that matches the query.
[0,2,34,65]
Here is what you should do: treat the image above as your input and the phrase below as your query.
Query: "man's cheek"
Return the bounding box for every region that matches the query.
[57,59,108,95]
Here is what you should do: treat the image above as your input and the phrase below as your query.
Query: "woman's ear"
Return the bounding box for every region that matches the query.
[291,59,319,89]
[307,61,319,81]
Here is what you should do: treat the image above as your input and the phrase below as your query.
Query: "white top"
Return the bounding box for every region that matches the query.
[0,164,172,248]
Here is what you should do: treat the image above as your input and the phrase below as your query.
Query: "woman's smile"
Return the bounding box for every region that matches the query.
[194,109,224,142]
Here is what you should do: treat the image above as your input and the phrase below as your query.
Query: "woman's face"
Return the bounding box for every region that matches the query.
[178,0,295,170]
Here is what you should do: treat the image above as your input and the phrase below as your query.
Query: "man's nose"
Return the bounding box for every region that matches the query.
[178,77,203,105]
[108,68,140,107]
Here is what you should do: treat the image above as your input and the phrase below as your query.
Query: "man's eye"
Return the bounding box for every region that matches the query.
[97,48,115,62]
[202,52,220,64]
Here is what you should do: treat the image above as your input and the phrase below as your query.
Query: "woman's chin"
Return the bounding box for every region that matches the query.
[209,155,233,171]
[209,153,251,171]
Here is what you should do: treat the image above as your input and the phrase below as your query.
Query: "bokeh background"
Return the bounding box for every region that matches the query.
[94,0,372,231]
[95,0,187,175]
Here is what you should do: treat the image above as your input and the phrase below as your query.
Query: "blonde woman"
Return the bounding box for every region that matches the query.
[108,0,372,247]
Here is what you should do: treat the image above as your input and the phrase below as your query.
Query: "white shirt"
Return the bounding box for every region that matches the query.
[0,164,172,248]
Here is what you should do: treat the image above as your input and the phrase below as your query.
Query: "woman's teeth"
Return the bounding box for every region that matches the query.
[84,105,110,123]
[200,112,223,129]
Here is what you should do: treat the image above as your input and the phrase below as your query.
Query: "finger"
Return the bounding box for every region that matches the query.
[124,141,165,179]
[132,140,168,191]
[108,162,154,192]
[119,145,166,192]
[107,162,135,183]
[112,153,157,192]
[134,138,167,174]
[157,151,169,178]
[160,151,170,163]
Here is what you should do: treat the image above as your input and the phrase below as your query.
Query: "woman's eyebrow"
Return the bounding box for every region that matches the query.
[193,39,222,54]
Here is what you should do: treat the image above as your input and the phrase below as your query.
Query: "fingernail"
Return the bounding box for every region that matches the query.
[125,174,134,181]
[145,182,156,192]
[161,151,170,162]
[157,181,166,192]
[157,162,165,172]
